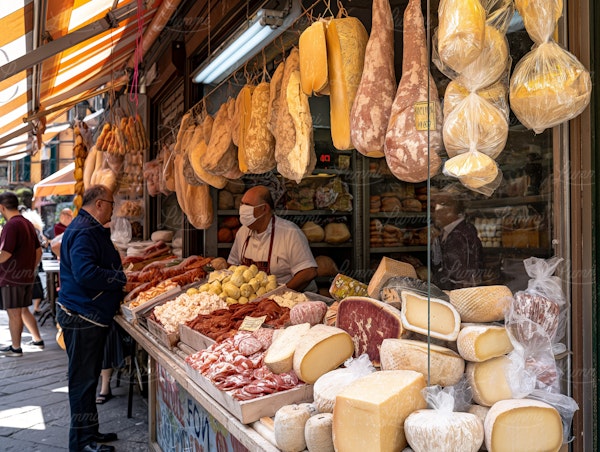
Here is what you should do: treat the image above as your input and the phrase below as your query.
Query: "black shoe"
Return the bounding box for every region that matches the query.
[81,442,115,452]
[91,432,118,442]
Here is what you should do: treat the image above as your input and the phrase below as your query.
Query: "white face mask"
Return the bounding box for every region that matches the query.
[239,203,266,226]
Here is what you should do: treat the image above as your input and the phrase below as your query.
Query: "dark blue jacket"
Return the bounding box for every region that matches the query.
[58,209,126,325]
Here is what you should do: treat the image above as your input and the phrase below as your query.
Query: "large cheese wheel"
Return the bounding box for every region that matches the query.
[484,399,562,452]
[326,17,369,150]
[299,19,329,96]
[466,356,513,407]
[404,410,484,452]
[380,338,465,386]
[292,324,354,384]
[457,323,513,362]
[332,370,427,452]
[264,323,311,374]
[400,290,461,341]
[449,285,512,323]
[437,0,486,73]
[335,296,406,365]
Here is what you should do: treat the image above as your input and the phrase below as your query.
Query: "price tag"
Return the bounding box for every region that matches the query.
[239,315,267,332]
[414,101,437,131]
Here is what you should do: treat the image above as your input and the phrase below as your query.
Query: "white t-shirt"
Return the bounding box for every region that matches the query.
[228,216,317,290]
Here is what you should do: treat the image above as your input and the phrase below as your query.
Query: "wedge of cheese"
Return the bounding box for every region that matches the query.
[367,257,417,299]
[484,399,562,452]
[264,323,311,374]
[380,338,465,386]
[292,324,354,384]
[400,290,461,341]
[457,324,513,362]
[466,356,513,407]
[449,285,513,323]
[333,370,427,451]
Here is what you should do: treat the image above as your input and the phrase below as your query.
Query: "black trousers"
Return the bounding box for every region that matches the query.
[57,309,109,451]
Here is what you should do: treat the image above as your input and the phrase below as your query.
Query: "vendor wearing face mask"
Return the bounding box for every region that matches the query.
[228,185,318,292]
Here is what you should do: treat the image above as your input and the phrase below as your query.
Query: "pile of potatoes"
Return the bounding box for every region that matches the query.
[192,264,278,305]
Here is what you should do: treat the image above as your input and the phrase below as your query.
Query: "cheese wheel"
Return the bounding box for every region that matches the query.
[443,152,500,189]
[333,370,427,451]
[484,399,562,452]
[405,410,484,452]
[449,285,512,323]
[457,324,513,362]
[467,404,490,425]
[466,356,513,407]
[274,404,312,452]
[264,323,311,374]
[380,338,465,386]
[304,413,334,452]
[400,290,461,341]
[292,324,354,384]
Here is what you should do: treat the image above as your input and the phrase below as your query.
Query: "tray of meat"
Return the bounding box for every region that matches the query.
[184,332,313,424]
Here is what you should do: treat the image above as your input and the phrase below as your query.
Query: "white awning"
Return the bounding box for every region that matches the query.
[33,162,75,199]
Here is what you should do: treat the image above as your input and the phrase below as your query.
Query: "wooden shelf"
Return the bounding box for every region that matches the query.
[466,195,550,209]
[370,246,428,253]
[309,242,353,248]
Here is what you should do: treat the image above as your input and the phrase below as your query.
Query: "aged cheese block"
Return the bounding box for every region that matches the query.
[466,356,513,407]
[380,338,465,386]
[299,19,329,96]
[202,114,213,145]
[384,0,443,183]
[202,98,239,176]
[185,182,214,230]
[274,404,313,452]
[457,323,513,362]
[264,323,311,374]
[509,40,592,134]
[350,0,395,158]
[304,413,334,452]
[174,111,194,154]
[235,84,255,173]
[267,61,285,136]
[292,324,354,384]
[189,128,228,189]
[244,82,276,173]
[437,0,486,73]
[326,16,369,150]
[367,257,417,299]
[332,370,427,452]
[484,399,562,452]
[400,290,461,341]
[449,285,513,322]
[313,363,375,413]
[380,276,448,310]
[404,410,484,452]
[324,222,351,244]
[274,49,300,169]
[302,221,325,242]
[335,296,406,364]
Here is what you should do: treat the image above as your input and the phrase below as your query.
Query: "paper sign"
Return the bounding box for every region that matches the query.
[239,315,267,331]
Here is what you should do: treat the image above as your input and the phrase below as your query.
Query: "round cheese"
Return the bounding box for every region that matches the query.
[304,413,334,452]
[457,324,513,362]
[466,356,513,407]
[449,285,513,323]
[274,404,313,452]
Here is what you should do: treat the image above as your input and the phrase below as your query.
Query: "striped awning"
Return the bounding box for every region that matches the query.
[0,0,167,160]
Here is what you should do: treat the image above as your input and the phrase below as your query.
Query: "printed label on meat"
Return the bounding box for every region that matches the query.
[414,101,437,131]
[239,315,267,331]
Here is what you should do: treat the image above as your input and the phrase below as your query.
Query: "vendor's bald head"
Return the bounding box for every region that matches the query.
[242,185,274,209]
[59,207,73,225]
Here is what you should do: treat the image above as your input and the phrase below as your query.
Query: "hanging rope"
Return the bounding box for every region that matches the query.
[129,0,145,107]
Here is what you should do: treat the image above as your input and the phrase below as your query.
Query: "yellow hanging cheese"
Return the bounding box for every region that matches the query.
[299,19,330,96]
[326,17,368,150]
[236,85,255,174]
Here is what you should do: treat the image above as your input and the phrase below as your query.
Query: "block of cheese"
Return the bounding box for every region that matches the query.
[380,276,448,310]
[404,409,484,452]
[457,324,513,362]
[332,370,427,451]
[292,324,354,384]
[449,285,513,323]
[484,399,563,452]
[380,338,465,386]
[367,257,417,299]
[466,356,513,407]
[264,323,311,374]
[299,19,329,96]
[335,297,406,365]
[400,290,461,341]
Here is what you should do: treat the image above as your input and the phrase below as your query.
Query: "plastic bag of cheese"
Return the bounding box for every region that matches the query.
[312,354,375,413]
[405,385,484,452]
[526,389,579,445]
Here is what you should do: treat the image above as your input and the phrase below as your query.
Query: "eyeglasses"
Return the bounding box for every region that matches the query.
[98,199,115,206]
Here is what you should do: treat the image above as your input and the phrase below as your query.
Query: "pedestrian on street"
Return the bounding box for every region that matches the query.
[56,185,127,452]
[0,192,44,357]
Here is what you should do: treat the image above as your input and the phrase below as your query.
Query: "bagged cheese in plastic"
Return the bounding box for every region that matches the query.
[509,0,591,134]
[481,0,514,33]
[443,148,503,196]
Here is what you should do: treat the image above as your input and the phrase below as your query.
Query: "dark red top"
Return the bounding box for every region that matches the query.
[54,222,67,236]
[0,215,41,285]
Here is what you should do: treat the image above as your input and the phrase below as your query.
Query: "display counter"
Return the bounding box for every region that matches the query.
[115,315,279,452]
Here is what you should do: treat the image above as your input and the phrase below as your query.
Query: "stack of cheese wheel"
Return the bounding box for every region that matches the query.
[509,0,591,134]
[435,0,513,195]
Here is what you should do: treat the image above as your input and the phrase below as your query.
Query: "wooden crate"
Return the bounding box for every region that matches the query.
[120,286,181,322]
[184,362,313,424]
[179,324,216,351]
[147,318,180,349]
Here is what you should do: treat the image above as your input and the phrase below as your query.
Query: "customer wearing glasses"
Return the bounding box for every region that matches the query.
[56,185,126,452]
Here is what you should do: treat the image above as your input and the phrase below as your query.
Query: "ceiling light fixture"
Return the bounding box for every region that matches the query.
[192,0,300,85]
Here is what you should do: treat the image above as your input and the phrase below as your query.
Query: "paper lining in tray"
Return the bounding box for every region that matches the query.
[184,361,313,424]
[120,286,181,322]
